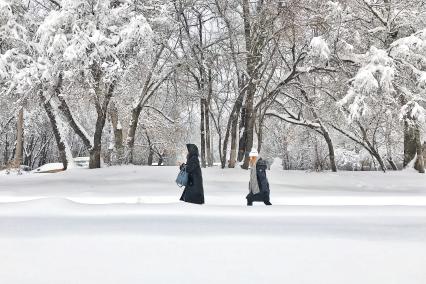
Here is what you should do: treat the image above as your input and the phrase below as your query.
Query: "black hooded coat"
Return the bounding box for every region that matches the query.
[180,144,205,204]
[246,158,270,203]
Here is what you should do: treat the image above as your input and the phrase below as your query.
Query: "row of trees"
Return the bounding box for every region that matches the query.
[1,0,425,173]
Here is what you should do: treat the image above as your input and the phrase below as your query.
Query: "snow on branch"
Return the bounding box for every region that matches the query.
[309,36,331,62]
[361,0,387,26]
[390,29,426,123]
[144,105,175,123]
[400,101,425,123]
[266,110,321,129]
[0,115,14,136]
[339,46,396,121]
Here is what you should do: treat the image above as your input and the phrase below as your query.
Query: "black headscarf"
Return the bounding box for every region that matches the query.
[186,144,199,158]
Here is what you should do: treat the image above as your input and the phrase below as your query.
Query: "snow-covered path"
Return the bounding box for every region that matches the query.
[0,166,425,284]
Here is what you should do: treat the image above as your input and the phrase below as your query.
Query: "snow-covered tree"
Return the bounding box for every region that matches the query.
[391,29,426,172]
[35,0,156,168]
[1,0,426,174]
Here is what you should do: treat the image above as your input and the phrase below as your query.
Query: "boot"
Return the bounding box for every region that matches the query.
[246,194,253,206]
[264,200,272,206]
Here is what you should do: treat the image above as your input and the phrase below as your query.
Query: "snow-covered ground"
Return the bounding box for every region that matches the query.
[0,166,426,284]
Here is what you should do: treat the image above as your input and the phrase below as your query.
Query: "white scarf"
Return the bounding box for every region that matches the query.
[249,164,260,194]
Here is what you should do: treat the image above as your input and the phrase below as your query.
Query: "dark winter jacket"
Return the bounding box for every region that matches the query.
[246,158,270,202]
[256,158,270,194]
[180,144,205,204]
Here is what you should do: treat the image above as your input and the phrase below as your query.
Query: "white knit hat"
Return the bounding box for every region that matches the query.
[249,148,258,157]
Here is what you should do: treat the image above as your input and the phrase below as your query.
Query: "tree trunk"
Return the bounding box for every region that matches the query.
[145,130,154,166]
[209,139,214,166]
[241,102,255,169]
[330,123,386,172]
[158,153,164,166]
[56,73,92,150]
[4,133,9,165]
[257,114,264,154]
[126,105,142,164]
[31,134,48,169]
[58,98,92,149]
[238,106,246,162]
[124,47,166,164]
[41,94,70,170]
[414,127,425,173]
[228,114,239,168]
[200,98,206,168]
[217,132,223,168]
[147,149,154,166]
[370,148,386,172]
[205,69,213,167]
[313,137,322,171]
[221,88,245,169]
[241,0,264,169]
[23,135,35,167]
[204,105,212,167]
[282,136,290,170]
[403,120,424,173]
[226,78,246,168]
[89,125,103,169]
[421,142,426,170]
[321,127,337,172]
[221,117,232,168]
[89,82,115,169]
[109,102,124,165]
[355,122,387,172]
[404,121,417,168]
[38,134,49,168]
[387,158,398,170]
[14,107,24,168]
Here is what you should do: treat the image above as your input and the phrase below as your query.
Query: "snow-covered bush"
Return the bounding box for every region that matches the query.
[334,148,361,171]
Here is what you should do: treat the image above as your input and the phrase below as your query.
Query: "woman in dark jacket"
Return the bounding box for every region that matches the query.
[180,144,205,204]
[246,148,272,206]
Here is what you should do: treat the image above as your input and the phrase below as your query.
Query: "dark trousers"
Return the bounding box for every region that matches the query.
[246,192,271,206]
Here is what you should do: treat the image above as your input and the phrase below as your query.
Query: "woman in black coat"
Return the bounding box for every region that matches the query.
[180,144,205,204]
[246,151,272,206]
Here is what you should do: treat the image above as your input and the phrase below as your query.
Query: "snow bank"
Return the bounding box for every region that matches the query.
[2,165,426,205]
[31,163,64,173]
